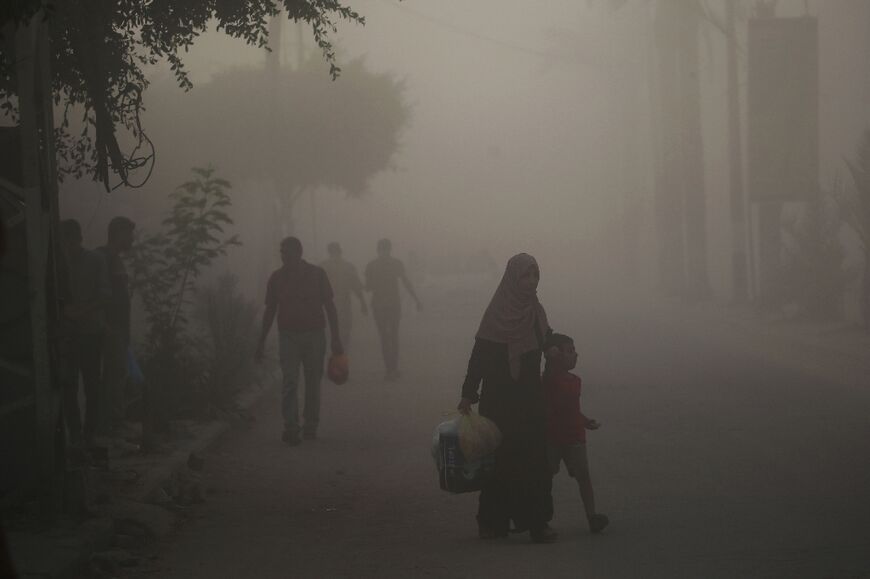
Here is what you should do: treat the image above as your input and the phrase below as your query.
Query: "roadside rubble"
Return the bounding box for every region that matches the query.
[5,386,265,578]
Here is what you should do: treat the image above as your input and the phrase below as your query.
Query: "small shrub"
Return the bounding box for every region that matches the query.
[128,167,241,428]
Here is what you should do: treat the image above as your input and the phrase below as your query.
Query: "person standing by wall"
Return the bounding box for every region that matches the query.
[94,216,135,436]
[256,237,343,445]
[59,219,110,448]
[364,238,422,382]
[320,242,367,352]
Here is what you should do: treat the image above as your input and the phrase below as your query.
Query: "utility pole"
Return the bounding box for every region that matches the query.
[653,1,687,296]
[726,0,749,302]
[604,6,638,282]
[11,13,64,513]
[268,14,286,227]
[753,0,779,306]
[679,1,710,299]
[296,23,318,249]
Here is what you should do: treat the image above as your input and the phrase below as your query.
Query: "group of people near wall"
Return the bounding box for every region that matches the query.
[61,224,424,454]
[59,216,135,454]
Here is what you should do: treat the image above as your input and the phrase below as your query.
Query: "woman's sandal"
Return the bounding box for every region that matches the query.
[530,525,558,544]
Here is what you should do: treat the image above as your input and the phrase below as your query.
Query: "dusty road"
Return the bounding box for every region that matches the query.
[124,278,870,579]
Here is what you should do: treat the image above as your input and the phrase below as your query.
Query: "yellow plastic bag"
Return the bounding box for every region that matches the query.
[458,413,502,463]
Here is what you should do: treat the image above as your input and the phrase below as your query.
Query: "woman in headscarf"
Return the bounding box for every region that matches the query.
[457,253,556,543]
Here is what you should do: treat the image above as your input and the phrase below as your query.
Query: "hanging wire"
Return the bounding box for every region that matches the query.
[108,83,156,191]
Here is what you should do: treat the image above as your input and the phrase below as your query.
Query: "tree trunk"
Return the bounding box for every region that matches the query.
[678,2,710,299]
[653,1,687,296]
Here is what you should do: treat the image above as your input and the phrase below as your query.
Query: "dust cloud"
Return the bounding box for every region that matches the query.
[52,1,869,321]
[19,2,870,573]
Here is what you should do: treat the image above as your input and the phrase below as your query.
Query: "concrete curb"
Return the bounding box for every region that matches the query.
[132,383,270,503]
[134,420,230,504]
[129,388,269,502]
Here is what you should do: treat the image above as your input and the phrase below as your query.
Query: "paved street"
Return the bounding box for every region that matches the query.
[123,279,870,579]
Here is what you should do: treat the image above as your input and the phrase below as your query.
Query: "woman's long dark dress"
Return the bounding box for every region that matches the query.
[461,338,553,534]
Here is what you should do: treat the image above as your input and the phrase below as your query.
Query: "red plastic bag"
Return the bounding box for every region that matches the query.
[327,354,349,385]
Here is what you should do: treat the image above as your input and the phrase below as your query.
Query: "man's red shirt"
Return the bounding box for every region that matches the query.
[544,370,586,445]
[265,261,333,332]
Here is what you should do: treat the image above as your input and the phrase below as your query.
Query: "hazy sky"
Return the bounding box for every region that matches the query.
[61,0,870,300]
[68,1,615,270]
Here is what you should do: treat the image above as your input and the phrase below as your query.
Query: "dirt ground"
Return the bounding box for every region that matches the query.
[122,277,870,579]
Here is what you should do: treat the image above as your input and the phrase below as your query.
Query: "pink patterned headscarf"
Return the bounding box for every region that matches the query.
[476,253,549,380]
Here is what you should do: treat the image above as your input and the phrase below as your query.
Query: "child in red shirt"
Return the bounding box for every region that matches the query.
[544,332,609,533]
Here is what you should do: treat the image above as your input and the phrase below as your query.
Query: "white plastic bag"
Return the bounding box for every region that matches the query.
[431,417,497,493]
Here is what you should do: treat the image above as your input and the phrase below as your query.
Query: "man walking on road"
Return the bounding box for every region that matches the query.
[256,237,343,445]
[365,238,422,381]
[95,216,135,434]
[320,242,367,352]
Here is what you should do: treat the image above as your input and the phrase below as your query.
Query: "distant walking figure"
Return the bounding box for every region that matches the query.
[457,253,557,543]
[256,237,343,445]
[320,242,367,352]
[364,238,422,381]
